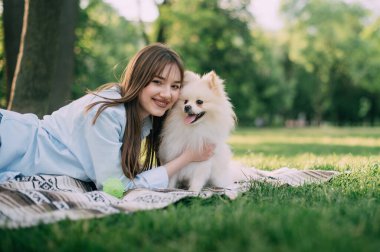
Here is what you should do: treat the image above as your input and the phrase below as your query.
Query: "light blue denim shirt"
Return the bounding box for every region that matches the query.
[0,87,169,190]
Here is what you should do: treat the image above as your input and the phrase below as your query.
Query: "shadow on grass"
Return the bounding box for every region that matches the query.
[231,142,380,156]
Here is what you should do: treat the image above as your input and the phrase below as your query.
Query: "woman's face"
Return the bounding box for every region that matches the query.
[138,64,182,119]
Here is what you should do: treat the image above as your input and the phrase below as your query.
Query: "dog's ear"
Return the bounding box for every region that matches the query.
[183,71,200,85]
[204,71,224,95]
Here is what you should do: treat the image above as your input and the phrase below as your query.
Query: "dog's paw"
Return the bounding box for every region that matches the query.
[188,183,204,193]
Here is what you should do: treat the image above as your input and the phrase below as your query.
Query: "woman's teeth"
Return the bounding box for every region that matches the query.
[154,99,168,108]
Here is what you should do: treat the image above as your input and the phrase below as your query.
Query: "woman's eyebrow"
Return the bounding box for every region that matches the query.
[154,75,181,83]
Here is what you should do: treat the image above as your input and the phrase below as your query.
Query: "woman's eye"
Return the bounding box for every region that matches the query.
[184,100,188,104]
[152,80,161,84]
[171,85,180,90]
[196,100,203,105]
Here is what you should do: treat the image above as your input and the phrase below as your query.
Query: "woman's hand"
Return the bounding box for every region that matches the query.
[182,143,216,163]
[164,143,216,178]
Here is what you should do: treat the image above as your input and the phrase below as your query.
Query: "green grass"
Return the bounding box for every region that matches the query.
[1,127,379,251]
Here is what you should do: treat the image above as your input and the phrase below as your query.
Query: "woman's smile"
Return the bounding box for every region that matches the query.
[153,97,170,108]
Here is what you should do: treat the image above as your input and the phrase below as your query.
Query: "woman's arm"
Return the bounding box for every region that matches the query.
[80,96,215,190]
[119,144,215,190]
[118,144,215,190]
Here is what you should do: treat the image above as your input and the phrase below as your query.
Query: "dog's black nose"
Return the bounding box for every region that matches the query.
[184,105,191,113]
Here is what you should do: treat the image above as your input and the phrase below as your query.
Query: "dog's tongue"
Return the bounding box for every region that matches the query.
[184,115,196,124]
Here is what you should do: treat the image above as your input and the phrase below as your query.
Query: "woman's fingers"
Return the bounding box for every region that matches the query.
[203,143,216,158]
[183,143,216,162]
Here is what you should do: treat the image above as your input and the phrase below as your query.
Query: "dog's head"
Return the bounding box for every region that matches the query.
[176,70,234,125]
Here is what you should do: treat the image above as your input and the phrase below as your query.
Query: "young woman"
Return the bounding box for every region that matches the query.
[0,43,214,190]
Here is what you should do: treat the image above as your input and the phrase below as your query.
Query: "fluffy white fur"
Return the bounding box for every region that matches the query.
[159,70,238,192]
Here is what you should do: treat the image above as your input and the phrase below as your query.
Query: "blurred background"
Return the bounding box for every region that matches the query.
[1,0,379,126]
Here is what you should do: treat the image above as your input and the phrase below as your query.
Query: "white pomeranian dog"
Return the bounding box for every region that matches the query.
[159,70,239,192]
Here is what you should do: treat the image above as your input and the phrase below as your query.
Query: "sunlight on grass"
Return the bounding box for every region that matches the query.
[234,153,380,171]
[230,135,380,147]
[229,127,380,171]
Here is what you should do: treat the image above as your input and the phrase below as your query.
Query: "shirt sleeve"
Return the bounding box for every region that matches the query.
[120,166,169,190]
[81,105,169,191]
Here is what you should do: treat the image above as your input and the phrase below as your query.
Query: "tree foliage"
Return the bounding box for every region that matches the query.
[73,0,142,99]
[281,0,380,125]
[1,0,379,125]
[154,0,293,124]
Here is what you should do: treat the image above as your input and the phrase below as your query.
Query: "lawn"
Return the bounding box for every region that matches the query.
[1,127,379,252]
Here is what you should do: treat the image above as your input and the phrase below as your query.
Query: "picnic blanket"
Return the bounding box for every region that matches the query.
[0,167,339,229]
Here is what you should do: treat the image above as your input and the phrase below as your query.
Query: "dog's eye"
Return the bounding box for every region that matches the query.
[184,100,188,104]
[196,100,203,105]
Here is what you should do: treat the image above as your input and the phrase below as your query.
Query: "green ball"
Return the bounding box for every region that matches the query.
[103,178,124,199]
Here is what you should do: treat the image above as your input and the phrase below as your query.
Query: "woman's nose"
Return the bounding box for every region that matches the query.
[160,85,171,98]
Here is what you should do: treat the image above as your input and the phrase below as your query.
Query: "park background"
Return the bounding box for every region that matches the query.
[1,0,380,127]
[0,1,379,251]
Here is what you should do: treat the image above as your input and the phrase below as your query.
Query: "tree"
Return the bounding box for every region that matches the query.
[155,0,258,124]
[7,0,78,117]
[154,0,294,125]
[348,17,380,124]
[281,0,377,124]
[155,0,171,43]
[73,0,142,99]
[2,0,24,107]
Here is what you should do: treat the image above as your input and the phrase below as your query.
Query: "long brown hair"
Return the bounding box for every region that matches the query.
[86,43,184,179]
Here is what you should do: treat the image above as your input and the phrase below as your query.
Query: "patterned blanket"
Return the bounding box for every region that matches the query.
[0,167,339,229]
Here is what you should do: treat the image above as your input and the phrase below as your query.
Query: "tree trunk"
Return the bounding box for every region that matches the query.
[48,0,78,112]
[7,0,78,117]
[156,0,171,43]
[2,0,24,106]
